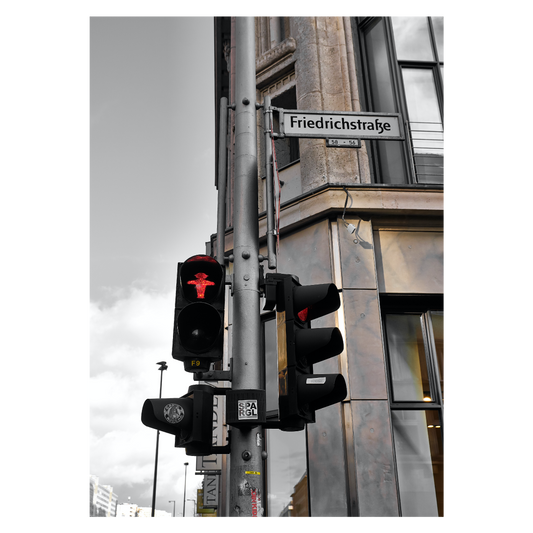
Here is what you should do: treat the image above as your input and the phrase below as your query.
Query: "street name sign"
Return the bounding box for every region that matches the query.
[279,109,403,141]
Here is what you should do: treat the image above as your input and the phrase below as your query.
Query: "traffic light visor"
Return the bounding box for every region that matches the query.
[141,398,193,435]
[294,327,344,365]
[297,374,347,412]
[293,283,340,322]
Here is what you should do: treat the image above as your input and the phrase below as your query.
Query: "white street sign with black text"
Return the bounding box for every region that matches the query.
[280,109,403,140]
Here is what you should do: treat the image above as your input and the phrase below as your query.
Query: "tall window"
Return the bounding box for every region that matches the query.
[261,82,301,206]
[263,314,310,517]
[358,17,443,184]
[271,86,300,170]
[382,297,443,516]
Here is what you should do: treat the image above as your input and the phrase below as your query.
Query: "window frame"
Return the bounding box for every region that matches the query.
[355,16,444,185]
[392,17,444,178]
[380,294,443,412]
[355,16,412,184]
[261,311,312,516]
[380,294,443,516]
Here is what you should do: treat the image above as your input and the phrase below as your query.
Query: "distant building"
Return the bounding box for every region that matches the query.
[116,502,138,517]
[115,503,172,517]
[278,504,291,517]
[291,474,308,517]
[89,475,118,517]
[136,506,172,518]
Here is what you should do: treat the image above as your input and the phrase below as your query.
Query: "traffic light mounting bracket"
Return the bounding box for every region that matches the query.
[262,272,300,311]
[192,357,233,382]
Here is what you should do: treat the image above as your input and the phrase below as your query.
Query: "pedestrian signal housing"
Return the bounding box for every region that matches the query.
[172,255,225,372]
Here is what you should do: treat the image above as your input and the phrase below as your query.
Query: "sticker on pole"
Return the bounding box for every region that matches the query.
[238,399,258,420]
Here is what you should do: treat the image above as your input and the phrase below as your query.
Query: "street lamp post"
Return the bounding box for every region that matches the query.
[151,361,168,517]
[182,462,189,517]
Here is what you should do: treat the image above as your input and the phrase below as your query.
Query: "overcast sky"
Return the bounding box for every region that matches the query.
[90,17,218,513]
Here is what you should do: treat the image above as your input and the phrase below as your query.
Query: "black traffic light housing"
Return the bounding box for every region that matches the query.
[265,273,347,431]
[172,255,225,372]
[141,384,230,456]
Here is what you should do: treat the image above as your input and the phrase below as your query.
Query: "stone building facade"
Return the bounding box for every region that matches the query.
[212,16,443,517]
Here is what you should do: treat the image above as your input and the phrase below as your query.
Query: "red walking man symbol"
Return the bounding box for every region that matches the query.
[187,272,215,299]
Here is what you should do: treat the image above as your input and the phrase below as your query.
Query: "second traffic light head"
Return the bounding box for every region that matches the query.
[266,273,347,431]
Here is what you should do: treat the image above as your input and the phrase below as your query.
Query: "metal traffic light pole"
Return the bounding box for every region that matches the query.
[228,17,265,517]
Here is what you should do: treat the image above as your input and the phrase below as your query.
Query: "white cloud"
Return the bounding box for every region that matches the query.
[90,287,174,373]
[90,286,196,507]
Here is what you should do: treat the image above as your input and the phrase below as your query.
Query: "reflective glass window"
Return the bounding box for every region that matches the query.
[402,69,441,127]
[360,17,444,184]
[429,311,448,403]
[382,302,444,517]
[391,410,443,516]
[392,17,434,61]
[363,18,408,184]
[431,14,448,61]
[263,315,310,517]
[385,314,431,402]
[266,429,309,516]
[401,67,443,183]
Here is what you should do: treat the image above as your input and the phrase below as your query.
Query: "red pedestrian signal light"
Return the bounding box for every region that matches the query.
[172,255,225,372]
[180,255,223,302]
[187,272,215,299]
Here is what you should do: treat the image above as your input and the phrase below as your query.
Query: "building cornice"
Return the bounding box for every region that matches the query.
[270,184,443,235]
[218,184,443,253]
[256,38,297,89]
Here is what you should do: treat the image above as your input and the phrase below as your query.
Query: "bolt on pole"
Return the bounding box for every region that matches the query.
[228,16,265,517]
